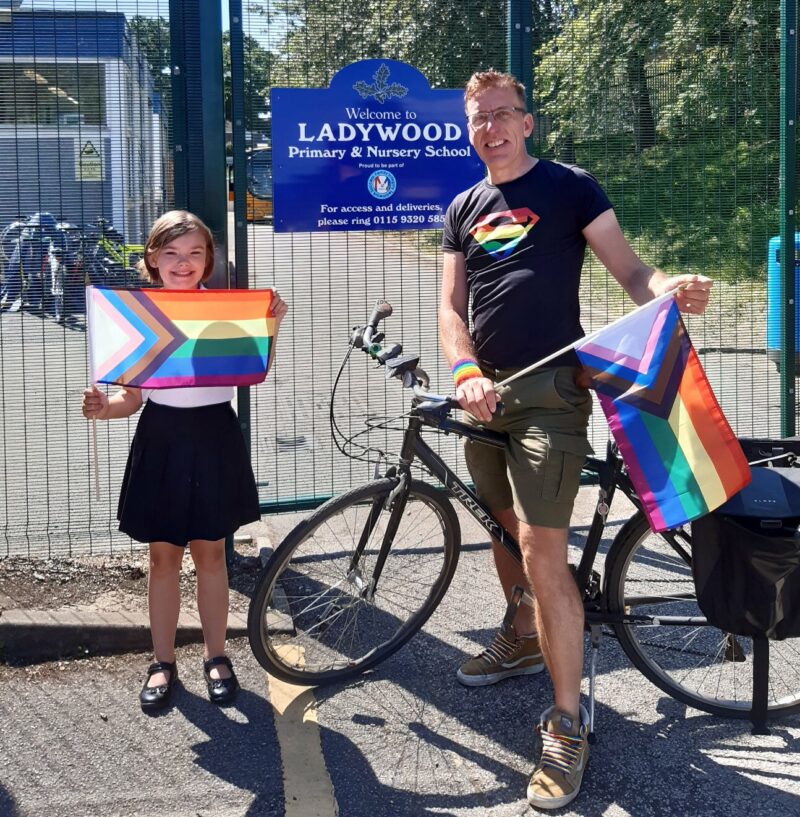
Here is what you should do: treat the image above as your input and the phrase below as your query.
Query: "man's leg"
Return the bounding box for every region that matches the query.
[489,506,536,633]
[519,522,583,717]
[520,521,589,810]
[456,504,544,686]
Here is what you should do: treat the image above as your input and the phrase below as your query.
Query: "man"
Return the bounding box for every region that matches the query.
[438,69,711,810]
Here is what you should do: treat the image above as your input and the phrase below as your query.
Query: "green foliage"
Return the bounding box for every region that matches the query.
[576,132,777,281]
[264,0,507,88]
[223,31,274,135]
[129,16,172,123]
[129,15,274,134]
[534,0,779,155]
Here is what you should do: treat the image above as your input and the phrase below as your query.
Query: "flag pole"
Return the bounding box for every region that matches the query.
[91,420,100,502]
[495,290,678,389]
[85,286,101,501]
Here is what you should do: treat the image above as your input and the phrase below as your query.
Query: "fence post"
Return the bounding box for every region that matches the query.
[227,0,252,565]
[506,0,533,151]
[781,0,798,435]
[169,0,235,561]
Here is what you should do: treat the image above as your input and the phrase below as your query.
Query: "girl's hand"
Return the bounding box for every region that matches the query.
[271,291,288,330]
[82,385,109,420]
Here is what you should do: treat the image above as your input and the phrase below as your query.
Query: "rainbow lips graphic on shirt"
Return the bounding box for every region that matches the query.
[469,207,540,260]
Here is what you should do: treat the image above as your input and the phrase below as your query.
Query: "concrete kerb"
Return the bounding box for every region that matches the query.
[0,535,270,664]
[0,490,617,664]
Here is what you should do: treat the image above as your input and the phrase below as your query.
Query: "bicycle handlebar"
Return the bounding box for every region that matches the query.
[352,299,459,412]
[351,299,505,420]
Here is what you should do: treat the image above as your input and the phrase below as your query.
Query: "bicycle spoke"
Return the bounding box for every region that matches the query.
[609,512,800,717]
[250,480,459,682]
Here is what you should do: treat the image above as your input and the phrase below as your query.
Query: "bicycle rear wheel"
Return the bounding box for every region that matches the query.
[248,478,460,685]
[605,510,800,718]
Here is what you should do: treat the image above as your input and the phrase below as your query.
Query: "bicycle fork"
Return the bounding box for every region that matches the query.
[347,472,410,602]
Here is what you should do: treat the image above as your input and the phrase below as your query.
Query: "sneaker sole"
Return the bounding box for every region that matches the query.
[526,782,581,811]
[456,662,545,687]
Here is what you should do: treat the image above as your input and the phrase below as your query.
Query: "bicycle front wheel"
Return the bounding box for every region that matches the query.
[605,511,800,718]
[248,478,461,685]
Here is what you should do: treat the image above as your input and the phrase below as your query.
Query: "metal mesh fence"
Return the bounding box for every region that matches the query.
[529,0,784,441]
[239,1,509,512]
[0,1,172,555]
[0,0,794,555]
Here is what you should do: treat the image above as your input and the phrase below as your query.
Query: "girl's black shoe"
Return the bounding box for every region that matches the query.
[203,655,240,705]
[139,660,178,712]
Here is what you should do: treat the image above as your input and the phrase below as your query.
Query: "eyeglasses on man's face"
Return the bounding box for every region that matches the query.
[466,106,527,130]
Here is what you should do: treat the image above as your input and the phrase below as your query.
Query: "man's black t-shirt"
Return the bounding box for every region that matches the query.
[442,159,613,369]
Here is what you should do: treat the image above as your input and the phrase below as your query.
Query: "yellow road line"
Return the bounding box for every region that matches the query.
[266,646,338,817]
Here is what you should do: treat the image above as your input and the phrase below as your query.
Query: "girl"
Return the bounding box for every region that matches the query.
[82,210,288,712]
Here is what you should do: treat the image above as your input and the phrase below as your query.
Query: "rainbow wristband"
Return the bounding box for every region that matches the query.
[452,358,483,387]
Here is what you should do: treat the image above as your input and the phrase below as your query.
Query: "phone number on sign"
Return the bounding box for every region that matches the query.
[372,214,445,226]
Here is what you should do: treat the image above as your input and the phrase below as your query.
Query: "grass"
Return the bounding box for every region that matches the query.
[567,132,778,282]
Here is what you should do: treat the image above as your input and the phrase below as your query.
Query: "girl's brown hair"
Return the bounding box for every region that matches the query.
[137,210,215,284]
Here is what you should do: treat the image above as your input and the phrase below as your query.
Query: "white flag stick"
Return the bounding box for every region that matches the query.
[91,419,100,502]
[85,285,101,501]
[495,290,678,389]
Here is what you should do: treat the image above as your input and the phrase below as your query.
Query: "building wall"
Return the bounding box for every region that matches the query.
[0,130,112,227]
[0,10,163,241]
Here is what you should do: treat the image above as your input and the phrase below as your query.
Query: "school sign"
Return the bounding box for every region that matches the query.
[271,60,484,232]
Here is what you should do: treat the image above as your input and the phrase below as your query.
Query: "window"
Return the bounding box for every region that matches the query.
[0,62,106,126]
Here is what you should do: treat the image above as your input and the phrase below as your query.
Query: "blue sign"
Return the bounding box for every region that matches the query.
[271,60,484,233]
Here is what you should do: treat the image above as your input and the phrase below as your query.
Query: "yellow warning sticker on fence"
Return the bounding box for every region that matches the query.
[75,139,103,181]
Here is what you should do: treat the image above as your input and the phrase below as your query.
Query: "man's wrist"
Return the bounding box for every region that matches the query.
[452,358,482,387]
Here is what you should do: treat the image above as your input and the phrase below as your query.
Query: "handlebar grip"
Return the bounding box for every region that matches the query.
[363,299,393,345]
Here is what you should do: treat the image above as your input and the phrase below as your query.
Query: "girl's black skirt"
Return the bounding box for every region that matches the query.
[117,400,260,546]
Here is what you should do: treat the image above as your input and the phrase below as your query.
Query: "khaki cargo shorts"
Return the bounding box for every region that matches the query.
[463,366,593,529]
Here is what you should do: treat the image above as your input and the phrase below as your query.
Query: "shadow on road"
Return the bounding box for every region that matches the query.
[175,686,284,817]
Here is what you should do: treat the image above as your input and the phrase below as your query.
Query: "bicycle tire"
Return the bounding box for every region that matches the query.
[605,510,800,719]
[248,477,461,685]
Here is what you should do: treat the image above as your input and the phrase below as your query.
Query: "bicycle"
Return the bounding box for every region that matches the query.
[248,300,800,731]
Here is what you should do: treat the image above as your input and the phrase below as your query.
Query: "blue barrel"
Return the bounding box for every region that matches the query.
[767,233,800,366]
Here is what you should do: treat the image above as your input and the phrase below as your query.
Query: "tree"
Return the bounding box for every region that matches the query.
[129,16,172,124]
[129,15,275,135]
[263,0,509,90]
[223,31,274,138]
[534,0,779,153]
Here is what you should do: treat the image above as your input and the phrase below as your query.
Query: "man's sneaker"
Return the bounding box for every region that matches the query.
[527,704,590,810]
[456,623,544,686]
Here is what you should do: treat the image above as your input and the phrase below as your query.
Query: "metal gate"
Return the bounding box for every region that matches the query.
[0,0,796,555]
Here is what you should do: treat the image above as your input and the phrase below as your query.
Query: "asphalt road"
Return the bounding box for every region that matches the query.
[1,490,799,817]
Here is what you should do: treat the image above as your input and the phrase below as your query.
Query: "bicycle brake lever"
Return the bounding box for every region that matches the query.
[384,354,420,379]
[376,343,402,362]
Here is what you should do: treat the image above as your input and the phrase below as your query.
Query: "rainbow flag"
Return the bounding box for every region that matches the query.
[575,296,750,532]
[86,286,276,388]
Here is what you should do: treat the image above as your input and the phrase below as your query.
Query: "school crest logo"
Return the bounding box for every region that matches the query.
[470,207,540,259]
[368,170,397,200]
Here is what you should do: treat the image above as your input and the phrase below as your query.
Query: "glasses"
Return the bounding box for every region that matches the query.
[467,106,527,129]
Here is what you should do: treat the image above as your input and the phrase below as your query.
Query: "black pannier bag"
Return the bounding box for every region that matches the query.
[691,466,800,640]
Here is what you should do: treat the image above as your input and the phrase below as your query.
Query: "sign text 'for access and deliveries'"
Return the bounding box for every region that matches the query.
[271,60,483,233]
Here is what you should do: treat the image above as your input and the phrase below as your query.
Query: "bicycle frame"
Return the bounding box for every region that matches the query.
[371,403,704,632]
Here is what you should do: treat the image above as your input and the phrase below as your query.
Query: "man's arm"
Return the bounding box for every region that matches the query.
[439,251,497,422]
[583,209,712,313]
